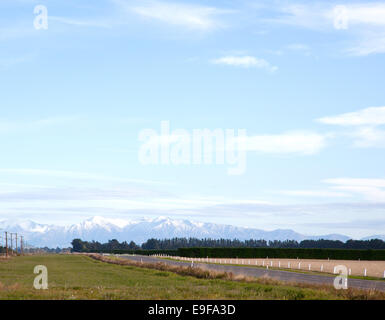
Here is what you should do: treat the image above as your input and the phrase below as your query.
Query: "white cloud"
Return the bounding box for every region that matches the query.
[236,131,328,155]
[211,56,278,72]
[119,0,230,31]
[318,106,385,126]
[324,178,385,202]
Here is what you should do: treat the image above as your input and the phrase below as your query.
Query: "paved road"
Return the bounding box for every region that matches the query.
[119,254,385,292]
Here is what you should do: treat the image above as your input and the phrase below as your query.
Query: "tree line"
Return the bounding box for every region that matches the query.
[71,237,385,252]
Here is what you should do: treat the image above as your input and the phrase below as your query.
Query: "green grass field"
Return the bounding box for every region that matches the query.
[0,254,383,300]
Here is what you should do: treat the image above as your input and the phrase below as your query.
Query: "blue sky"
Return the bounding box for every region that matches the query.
[1,0,385,238]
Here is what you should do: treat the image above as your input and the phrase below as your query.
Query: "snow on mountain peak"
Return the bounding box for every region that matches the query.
[0,219,49,233]
[0,215,360,248]
[76,216,131,231]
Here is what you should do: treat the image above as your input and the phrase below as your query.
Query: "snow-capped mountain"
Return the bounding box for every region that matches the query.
[0,216,360,248]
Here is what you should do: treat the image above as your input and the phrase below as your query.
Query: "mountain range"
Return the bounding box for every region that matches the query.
[1,216,384,248]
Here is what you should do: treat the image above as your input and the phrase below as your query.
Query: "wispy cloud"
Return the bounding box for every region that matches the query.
[266,3,329,30]
[211,56,278,72]
[325,178,385,188]
[49,16,113,29]
[141,129,327,155]
[279,190,350,198]
[318,106,385,147]
[324,178,385,202]
[0,169,165,186]
[265,2,385,56]
[0,54,34,68]
[116,0,231,31]
[318,106,385,126]
[236,131,328,155]
[350,126,385,148]
[349,33,385,56]
[286,43,311,56]
[332,3,385,27]
[0,116,78,133]
[0,25,38,41]
[268,3,385,30]
[278,177,385,201]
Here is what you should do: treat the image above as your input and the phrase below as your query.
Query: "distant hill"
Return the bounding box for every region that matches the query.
[361,235,385,241]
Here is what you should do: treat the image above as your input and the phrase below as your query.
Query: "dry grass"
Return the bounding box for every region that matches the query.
[87,253,237,280]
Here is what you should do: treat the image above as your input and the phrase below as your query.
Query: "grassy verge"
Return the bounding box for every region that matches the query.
[0,254,383,300]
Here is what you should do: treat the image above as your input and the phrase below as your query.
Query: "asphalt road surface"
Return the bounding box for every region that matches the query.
[119,254,385,292]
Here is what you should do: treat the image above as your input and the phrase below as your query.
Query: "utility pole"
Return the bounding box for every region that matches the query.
[5,232,8,257]
[10,233,13,255]
[15,233,18,255]
[20,236,23,255]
